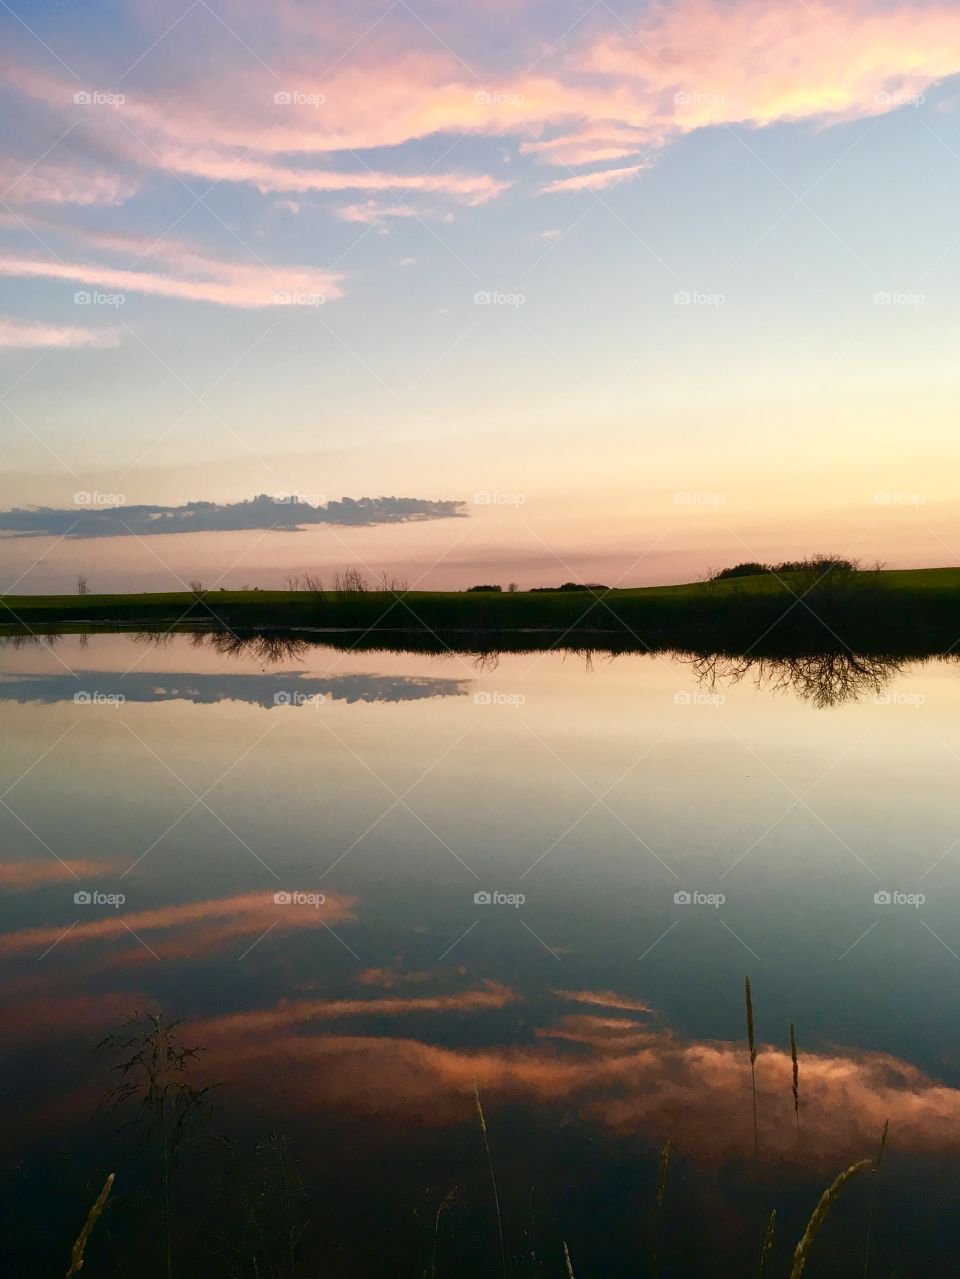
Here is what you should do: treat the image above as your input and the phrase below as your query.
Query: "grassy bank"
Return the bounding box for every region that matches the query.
[3,567,960,651]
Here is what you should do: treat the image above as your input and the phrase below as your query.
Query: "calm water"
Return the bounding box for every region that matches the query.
[3,632,960,1277]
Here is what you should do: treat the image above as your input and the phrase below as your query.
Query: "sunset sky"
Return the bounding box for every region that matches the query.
[2,0,960,591]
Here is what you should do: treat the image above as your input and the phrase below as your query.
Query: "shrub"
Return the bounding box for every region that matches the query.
[712,563,770,580]
[530,582,610,592]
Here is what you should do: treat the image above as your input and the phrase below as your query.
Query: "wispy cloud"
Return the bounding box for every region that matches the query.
[0,250,343,309]
[334,199,450,225]
[0,316,119,349]
[0,890,355,959]
[6,0,959,208]
[0,156,138,206]
[539,162,650,194]
[0,859,120,887]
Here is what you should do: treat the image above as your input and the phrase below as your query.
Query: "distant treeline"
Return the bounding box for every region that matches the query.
[712,556,857,580]
[467,581,609,592]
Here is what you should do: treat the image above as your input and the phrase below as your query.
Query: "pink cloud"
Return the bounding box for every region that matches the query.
[519,123,651,166]
[540,162,650,194]
[580,0,960,134]
[0,156,138,206]
[0,858,120,884]
[0,889,356,958]
[5,2,959,215]
[0,316,120,349]
[0,248,344,309]
[191,979,518,1042]
[333,197,456,226]
[195,987,960,1170]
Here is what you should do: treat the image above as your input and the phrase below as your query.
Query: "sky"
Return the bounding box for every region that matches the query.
[2,0,960,592]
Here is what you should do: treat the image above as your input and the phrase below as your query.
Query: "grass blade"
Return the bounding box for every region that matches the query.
[758,1209,776,1278]
[863,1119,889,1278]
[790,1160,871,1279]
[65,1172,115,1278]
[652,1138,670,1278]
[473,1078,507,1279]
[790,1022,800,1143]
[746,976,759,1167]
[563,1240,576,1278]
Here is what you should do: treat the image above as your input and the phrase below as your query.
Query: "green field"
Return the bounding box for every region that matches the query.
[1,567,960,659]
[3,567,960,654]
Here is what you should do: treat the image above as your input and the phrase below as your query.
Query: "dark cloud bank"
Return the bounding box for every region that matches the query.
[0,494,467,539]
[0,670,471,707]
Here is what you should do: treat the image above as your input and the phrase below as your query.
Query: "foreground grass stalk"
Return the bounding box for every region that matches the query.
[562,1240,576,1278]
[757,1209,776,1278]
[98,1011,213,1279]
[863,1119,889,1278]
[473,1078,507,1279]
[65,1172,115,1278]
[652,1138,671,1278]
[745,977,759,1168]
[790,1023,800,1144]
[790,1160,871,1279]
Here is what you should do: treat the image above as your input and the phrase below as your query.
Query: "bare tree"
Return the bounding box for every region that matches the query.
[379,571,408,594]
[76,575,88,596]
[334,568,369,598]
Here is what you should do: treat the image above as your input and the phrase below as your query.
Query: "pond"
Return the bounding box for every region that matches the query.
[2,631,959,1277]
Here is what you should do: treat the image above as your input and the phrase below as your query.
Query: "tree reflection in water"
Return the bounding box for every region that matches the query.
[681,650,908,708]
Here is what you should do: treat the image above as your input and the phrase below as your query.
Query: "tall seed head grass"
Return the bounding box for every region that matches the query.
[657,1140,671,1209]
[563,1241,576,1278]
[790,1160,871,1279]
[65,1172,115,1279]
[876,1119,889,1169]
[745,977,756,1064]
[758,1209,776,1278]
[745,976,759,1167]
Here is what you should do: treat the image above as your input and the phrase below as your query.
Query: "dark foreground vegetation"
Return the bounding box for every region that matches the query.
[4,566,960,654]
[39,982,896,1279]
